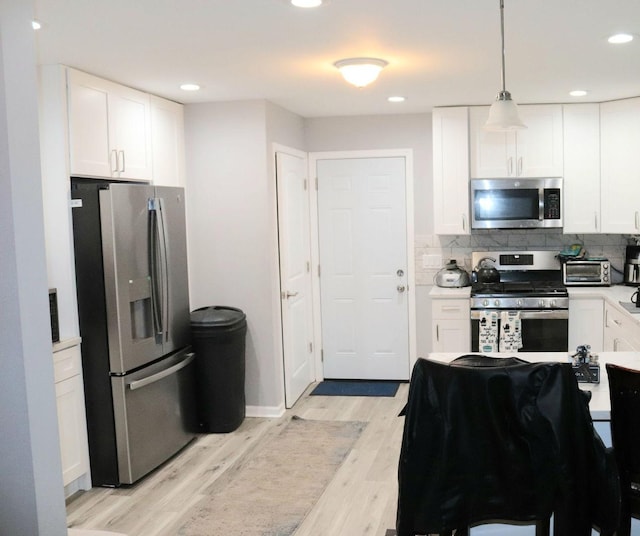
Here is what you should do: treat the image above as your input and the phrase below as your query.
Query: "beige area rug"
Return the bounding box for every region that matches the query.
[177,415,366,536]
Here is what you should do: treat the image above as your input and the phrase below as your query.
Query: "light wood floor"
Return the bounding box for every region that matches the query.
[66,383,409,536]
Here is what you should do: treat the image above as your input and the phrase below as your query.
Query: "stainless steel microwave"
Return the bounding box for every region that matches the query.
[470,177,562,230]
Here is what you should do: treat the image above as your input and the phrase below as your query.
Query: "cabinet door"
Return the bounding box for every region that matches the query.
[569,298,603,352]
[67,69,112,177]
[470,105,563,178]
[150,96,185,187]
[55,374,90,486]
[432,299,471,352]
[469,106,515,178]
[516,105,563,177]
[110,85,152,180]
[563,104,601,233]
[601,98,640,234]
[433,107,470,234]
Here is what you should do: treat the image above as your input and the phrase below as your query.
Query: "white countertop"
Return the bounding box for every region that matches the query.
[425,351,640,421]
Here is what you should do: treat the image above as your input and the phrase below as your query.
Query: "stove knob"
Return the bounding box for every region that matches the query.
[550,299,556,308]
[494,300,500,307]
[516,299,523,307]
[539,299,545,307]
[483,299,489,307]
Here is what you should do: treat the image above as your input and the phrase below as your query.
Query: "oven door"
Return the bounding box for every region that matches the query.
[471,309,569,352]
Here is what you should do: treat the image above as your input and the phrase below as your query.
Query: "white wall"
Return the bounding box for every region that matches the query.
[0,1,67,533]
[184,100,305,415]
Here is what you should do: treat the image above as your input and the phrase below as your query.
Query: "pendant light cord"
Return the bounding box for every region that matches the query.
[499,0,506,94]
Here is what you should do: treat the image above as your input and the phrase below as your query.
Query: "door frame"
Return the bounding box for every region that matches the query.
[309,149,417,380]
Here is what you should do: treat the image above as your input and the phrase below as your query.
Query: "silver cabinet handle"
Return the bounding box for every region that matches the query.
[110,149,118,173]
[635,211,639,231]
[508,157,513,176]
[517,157,523,176]
[462,214,466,231]
[594,212,598,231]
[119,150,125,172]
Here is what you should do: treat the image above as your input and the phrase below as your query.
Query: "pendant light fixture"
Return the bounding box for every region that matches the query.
[484,0,526,130]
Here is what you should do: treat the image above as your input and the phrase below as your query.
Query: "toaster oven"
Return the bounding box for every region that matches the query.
[562,259,611,286]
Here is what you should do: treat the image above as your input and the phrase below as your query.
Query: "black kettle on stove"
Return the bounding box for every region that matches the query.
[473,257,500,284]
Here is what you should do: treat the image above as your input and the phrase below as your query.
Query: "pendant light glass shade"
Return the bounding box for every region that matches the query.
[485,90,526,131]
[484,0,526,131]
[334,58,388,88]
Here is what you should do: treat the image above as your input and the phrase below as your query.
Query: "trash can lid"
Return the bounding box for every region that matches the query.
[190,306,246,327]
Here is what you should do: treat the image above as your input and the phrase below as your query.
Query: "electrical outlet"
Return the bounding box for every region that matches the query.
[422,254,443,269]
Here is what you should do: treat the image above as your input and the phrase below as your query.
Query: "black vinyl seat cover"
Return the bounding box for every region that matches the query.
[396,356,619,535]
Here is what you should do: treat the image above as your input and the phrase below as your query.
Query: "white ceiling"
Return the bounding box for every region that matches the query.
[33,0,640,118]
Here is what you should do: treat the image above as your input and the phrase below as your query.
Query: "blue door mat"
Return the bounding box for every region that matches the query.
[310,380,400,397]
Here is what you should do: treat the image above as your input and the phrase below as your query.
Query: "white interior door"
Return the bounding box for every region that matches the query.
[276,151,315,407]
[317,157,409,380]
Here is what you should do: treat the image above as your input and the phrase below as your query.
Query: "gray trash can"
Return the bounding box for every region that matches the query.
[190,306,247,433]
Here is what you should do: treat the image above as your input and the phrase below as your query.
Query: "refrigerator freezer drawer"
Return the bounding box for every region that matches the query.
[111,348,197,484]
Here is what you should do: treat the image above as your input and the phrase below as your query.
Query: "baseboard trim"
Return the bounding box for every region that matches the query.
[246,404,285,419]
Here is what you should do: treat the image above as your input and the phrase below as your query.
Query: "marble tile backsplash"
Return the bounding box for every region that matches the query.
[415,230,631,286]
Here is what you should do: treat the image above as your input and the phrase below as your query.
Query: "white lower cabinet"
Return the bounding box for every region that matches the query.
[603,301,640,351]
[432,298,470,352]
[54,342,90,492]
[568,298,603,352]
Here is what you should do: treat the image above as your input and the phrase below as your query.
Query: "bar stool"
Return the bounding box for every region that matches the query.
[396,356,619,536]
[606,363,640,536]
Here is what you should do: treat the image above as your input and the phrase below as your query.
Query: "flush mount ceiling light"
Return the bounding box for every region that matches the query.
[334,58,388,88]
[388,96,406,103]
[291,0,323,7]
[180,83,200,91]
[484,0,526,131]
[608,33,634,44]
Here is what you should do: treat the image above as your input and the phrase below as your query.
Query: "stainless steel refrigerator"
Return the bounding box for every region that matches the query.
[71,178,196,487]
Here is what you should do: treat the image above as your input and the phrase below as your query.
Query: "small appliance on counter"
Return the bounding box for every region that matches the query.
[562,257,611,287]
[624,245,640,285]
[434,259,471,288]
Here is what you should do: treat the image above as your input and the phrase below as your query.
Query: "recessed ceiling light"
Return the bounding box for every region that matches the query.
[569,90,588,97]
[31,20,41,30]
[180,83,200,91]
[388,96,406,103]
[608,33,634,44]
[291,0,322,7]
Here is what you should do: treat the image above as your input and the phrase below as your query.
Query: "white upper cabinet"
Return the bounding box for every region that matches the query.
[67,68,152,181]
[433,107,470,235]
[600,97,640,234]
[150,95,186,187]
[562,104,601,234]
[469,104,563,178]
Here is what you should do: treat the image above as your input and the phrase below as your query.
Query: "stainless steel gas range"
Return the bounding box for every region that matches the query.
[470,251,569,353]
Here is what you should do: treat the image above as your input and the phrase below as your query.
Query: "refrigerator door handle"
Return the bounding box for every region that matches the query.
[127,352,195,391]
[156,197,170,342]
[149,197,170,342]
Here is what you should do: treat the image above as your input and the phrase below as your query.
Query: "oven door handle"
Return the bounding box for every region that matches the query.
[471,310,569,320]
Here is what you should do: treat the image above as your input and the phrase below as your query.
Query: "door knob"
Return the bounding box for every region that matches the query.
[282,291,299,299]
[397,285,406,293]
[397,269,405,277]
